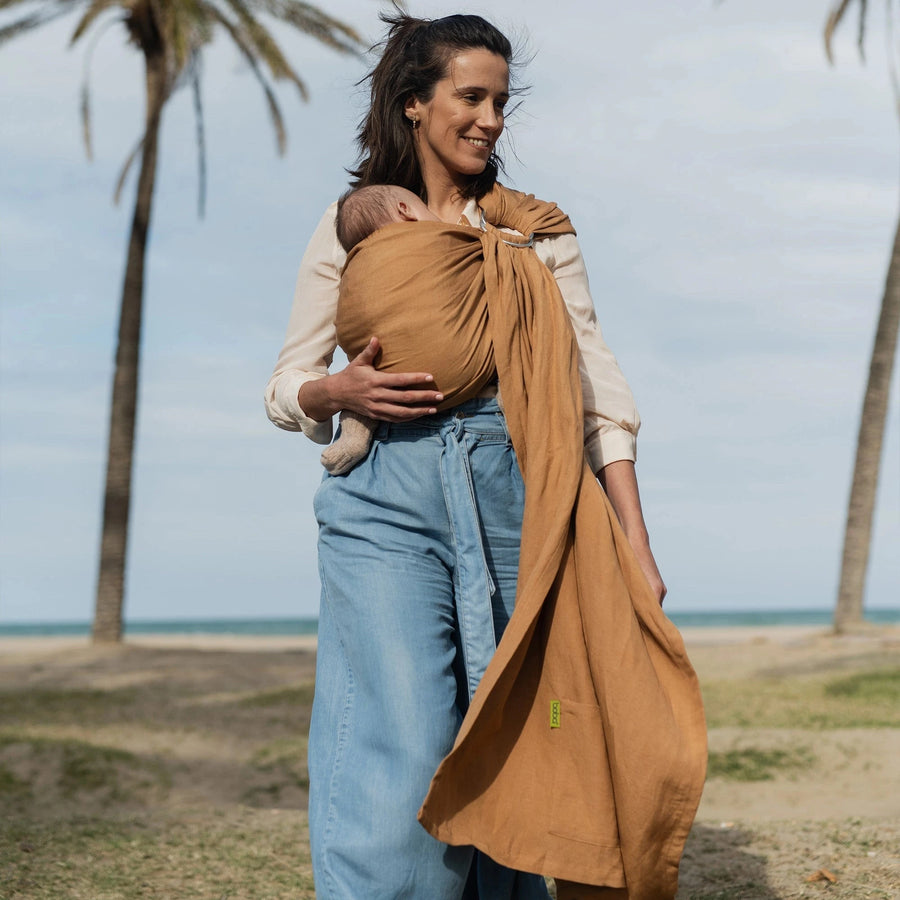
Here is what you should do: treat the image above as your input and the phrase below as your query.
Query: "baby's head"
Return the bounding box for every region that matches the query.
[336,185,438,252]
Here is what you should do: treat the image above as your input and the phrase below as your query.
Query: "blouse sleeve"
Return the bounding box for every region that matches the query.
[264,203,347,444]
[535,231,641,471]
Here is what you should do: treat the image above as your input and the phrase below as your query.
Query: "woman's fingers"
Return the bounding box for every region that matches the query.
[347,337,435,386]
[632,544,667,606]
[347,337,437,389]
[347,336,381,368]
[638,565,666,606]
[352,373,441,405]
[363,385,443,419]
[373,372,439,390]
[377,388,443,406]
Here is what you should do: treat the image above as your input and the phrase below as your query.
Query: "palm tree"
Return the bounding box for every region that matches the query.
[825,0,900,632]
[0,0,365,642]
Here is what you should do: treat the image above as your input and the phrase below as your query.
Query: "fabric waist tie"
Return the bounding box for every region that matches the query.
[438,414,498,703]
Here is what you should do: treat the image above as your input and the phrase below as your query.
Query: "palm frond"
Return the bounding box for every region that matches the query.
[253,0,364,56]
[857,0,867,60]
[0,0,42,10]
[112,133,144,205]
[80,69,92,159]
[825,0,864,64]
[220,0,307,98]
[205,3,287,151]
[76,13,121,159]
[0,6,69,45]
[190,56,207,217]
[164,0,213,76]
[168,12,194,75]
[69,0,118,43]
[0,12,43,43]
[4,0,368,202]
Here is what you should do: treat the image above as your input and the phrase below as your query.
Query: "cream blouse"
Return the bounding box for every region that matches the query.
[264,197,640,471]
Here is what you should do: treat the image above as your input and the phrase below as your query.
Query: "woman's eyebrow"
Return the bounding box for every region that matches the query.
[453,84,511,99]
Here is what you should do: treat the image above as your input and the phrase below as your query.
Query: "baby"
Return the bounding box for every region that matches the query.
[321,185,440,475]
[335,183,439,252]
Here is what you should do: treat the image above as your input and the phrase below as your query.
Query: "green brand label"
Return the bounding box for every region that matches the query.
[550,700,561,729]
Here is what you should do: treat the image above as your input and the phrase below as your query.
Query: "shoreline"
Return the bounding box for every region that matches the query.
[1,623,898,656]
[0,633,320,655]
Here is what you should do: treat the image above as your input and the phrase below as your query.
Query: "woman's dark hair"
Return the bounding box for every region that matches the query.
[348,12,516,201]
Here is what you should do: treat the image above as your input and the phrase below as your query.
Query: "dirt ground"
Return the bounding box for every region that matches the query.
[0,627,898,899]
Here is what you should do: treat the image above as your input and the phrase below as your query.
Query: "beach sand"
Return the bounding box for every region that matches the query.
[1,624,898,898]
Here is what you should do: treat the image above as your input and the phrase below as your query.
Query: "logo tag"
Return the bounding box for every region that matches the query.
[550,700,561,729]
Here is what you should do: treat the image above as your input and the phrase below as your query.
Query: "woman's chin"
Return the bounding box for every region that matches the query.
[449,160,490,180]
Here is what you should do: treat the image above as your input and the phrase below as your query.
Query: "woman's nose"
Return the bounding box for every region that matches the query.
[477,102,501,132]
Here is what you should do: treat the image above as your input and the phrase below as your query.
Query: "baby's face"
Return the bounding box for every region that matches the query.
[389,188,440,223]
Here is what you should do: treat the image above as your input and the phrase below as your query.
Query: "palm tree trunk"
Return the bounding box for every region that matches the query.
[834,208,900,633]
[92,53,166,644]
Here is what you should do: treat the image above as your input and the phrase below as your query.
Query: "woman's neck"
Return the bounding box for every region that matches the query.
[423,173,471,224]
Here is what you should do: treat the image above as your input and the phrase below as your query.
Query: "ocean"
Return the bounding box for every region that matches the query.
[1,608,899,637]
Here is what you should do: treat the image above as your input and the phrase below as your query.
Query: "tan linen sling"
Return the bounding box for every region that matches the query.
[336,185,707,899]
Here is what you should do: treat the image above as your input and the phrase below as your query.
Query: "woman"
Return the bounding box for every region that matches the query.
[265,13,702,900]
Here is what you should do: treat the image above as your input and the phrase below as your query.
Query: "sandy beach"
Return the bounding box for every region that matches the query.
[0,633,320,656]
[1,623,898,898]
[0,623,872,656]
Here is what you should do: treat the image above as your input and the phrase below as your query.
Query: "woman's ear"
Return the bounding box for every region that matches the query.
[404,96,422,127]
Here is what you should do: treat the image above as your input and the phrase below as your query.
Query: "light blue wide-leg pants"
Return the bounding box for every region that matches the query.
[309,397,550,900]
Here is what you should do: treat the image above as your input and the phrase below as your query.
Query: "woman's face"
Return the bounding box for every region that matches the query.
[406,48,510,189]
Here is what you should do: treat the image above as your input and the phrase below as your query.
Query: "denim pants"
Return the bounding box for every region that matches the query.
[309,397,550,900]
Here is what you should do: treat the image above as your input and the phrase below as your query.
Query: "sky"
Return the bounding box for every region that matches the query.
[1,0,898,623]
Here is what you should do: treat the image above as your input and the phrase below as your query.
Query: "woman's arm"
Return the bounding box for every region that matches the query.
[264,204,345,441]
[598,460,667,604]
[538,230,665,604]
[537,232,641,471]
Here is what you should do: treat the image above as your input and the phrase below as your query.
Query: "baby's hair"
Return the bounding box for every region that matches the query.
[335,185,401,252]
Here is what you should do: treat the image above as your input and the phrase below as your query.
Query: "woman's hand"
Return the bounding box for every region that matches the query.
[598,460,667,605]
[627,536,667,606]
[297,337,444,423]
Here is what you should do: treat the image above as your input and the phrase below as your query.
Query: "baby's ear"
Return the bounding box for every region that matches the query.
[397,200,418,222]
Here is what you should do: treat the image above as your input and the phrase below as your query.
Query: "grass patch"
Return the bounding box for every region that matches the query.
[707,746,815,782]
[250,737,307,771]
[242,738,310,804]
[701,669,900,728]
[236,683,315,708]
[0,688,139,723]
[0,735,169,808]
[57,742,142,797]
[824,668,900,701]
[0,763,31,799]
[0,815,316,900]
